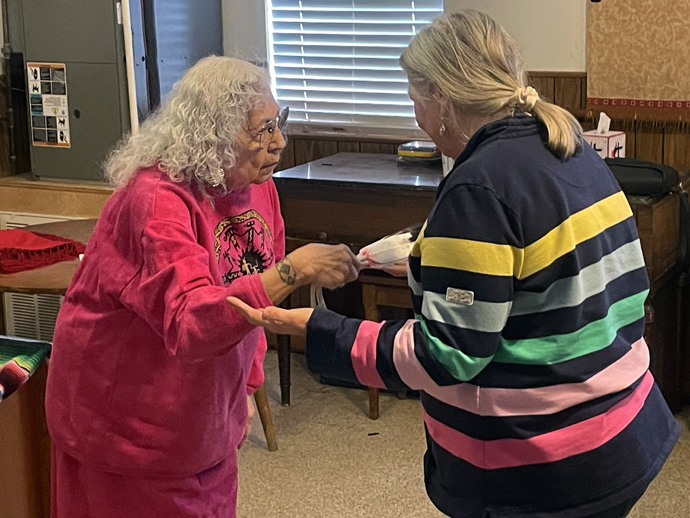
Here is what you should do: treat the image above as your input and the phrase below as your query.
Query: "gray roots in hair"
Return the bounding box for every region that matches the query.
[400,10,583,159]
[104,56,270,191]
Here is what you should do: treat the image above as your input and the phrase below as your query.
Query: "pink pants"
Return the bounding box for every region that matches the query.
[51,445,238,518]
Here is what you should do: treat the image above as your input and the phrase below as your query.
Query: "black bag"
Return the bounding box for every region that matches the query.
[604,157,680,196]
[604,157,690,270]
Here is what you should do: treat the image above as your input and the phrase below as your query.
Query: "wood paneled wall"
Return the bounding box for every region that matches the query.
[277,72,690,175]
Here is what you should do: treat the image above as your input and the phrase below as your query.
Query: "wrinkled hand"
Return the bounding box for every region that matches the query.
[227,296,313,336]
[288,243,360,290]
[380,259,408,277]
[238,394,255,449]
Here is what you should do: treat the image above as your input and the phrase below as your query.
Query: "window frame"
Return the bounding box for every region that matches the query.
[263,0,439,140]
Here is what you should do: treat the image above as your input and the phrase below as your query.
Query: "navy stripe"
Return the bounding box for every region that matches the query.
[471,320,643,388]
[418,266,514,303]
[423,383,679,516]
[421,374,643,441]
[503,267,648,339]
[305,308,359,385]
[424,183,522,245]
[375,320,409,392]
[425,319,500,358]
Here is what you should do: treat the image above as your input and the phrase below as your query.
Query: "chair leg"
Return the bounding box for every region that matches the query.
[254,384,278,451]
[277,334,291,406]
[368,387,379,420]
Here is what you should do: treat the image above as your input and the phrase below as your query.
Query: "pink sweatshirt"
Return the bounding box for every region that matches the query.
[45,167,285,476]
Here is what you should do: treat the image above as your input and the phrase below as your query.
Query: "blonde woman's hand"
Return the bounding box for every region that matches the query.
[227,296,313,336]
[380,259,409,277]
[287,243,360,289]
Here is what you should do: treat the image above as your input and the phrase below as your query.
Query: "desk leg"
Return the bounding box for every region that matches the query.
[368,387,380,420]
[277,333,291,406]
[362,284,381,420]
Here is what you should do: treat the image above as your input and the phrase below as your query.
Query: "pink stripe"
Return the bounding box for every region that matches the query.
[480,338,650,416]
[350,320,386,388]
[392,319,480,412]
[424,370,654,469]
[393,333,649,417]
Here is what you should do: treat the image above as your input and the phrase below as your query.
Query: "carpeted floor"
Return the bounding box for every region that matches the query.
[238,351,690,518]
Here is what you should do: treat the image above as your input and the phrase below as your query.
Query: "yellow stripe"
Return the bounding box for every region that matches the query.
[420,237,523,276]
[417,191,632,279]
[520,191,632,278]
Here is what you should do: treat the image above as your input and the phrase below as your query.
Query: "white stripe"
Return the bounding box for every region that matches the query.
[512,240,645,316]
[421,292,512,333]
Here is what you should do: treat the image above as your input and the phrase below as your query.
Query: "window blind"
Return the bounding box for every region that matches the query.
[267,0,443,134]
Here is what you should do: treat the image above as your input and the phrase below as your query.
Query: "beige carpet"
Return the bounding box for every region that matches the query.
[238,351,690,518]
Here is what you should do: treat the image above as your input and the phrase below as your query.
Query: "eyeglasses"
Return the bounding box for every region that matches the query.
[248,106,289,147]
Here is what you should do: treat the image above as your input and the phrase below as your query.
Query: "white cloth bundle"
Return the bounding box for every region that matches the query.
[310,230,417,308]
[356,231,415,268]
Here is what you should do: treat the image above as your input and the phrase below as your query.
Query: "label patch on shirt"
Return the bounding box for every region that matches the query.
[446,287,474,306]
[214,209,274,285]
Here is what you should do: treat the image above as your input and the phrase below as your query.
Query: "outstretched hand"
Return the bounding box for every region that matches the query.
[380,259,409,277]
[227,296,314,336]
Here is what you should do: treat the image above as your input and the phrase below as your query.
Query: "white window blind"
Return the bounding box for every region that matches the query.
[267,0,443,135]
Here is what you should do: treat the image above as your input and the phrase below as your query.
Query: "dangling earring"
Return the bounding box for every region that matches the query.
[439,122,446,135]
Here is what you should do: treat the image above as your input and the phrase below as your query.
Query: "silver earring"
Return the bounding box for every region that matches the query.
[439,123,446,135]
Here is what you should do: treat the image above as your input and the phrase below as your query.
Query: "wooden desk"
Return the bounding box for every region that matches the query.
[274,153,684,412]
[273,153,438,406]
[274,152,438,251]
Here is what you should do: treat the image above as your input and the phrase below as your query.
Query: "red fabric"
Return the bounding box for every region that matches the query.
[0,229,86,274]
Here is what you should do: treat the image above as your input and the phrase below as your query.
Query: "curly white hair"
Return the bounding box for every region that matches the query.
[104,56,269,191]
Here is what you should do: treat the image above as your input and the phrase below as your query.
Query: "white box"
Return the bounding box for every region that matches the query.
[583,130,626,159]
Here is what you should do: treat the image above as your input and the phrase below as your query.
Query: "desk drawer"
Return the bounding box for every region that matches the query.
[277,182,435,249]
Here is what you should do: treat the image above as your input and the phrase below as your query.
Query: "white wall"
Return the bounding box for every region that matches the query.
[222,0,267,65]
[443,0,586,71]
[223,1,585,72]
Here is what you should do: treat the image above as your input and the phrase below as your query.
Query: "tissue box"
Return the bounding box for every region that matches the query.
[583,130,626,159]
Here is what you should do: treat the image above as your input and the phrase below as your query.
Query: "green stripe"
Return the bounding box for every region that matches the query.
[13,353,44,372]
[0,341,50,371]
[416,315,493,381]
[494,290,649,365]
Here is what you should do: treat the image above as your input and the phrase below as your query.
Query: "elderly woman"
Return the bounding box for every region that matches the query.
[229,11,680,518]
[45,56,359,518]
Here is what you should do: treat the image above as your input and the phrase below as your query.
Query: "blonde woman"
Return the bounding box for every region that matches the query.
[230,11,679,518]
[46,56,359,518]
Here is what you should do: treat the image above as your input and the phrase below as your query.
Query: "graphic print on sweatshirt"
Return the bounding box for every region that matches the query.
[214,209,275,285]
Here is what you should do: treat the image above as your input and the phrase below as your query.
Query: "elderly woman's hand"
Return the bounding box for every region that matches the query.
[227,296,313,336]
[288,243,360,290]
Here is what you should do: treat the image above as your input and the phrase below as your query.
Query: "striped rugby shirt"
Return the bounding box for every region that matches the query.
[306,115,680,517]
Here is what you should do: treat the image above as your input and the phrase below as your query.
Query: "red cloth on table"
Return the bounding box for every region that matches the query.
[0,229,86,274]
